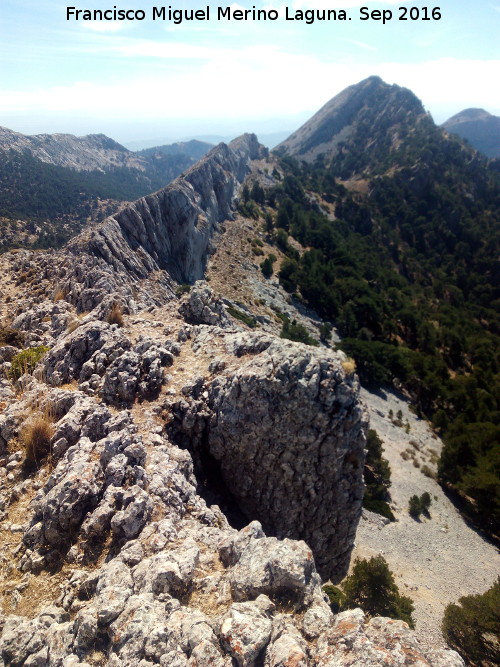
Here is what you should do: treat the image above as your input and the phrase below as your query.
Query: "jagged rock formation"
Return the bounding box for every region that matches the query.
[73,133,267,284]
[0,133,266,314]
[442,108,500,157]
[0,129,465,665]
[275,75,426,164]
[169,323,367,581]
[0,303,463,666]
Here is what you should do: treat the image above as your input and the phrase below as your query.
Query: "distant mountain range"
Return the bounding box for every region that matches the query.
[0,129,213,251]
[0,126,213,173]
[442,108,500,158]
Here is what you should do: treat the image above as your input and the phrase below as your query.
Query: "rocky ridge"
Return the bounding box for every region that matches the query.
[0,127,144,172]
[0,134,465,665]
[72,134,268,285]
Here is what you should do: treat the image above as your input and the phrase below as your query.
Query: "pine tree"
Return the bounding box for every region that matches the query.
[342,556,415,627]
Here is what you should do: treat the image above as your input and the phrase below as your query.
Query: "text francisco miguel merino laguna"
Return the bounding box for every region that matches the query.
[66,5,390,24]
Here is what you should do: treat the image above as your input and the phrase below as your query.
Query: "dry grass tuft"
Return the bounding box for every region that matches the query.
[53,288,67,302]
[106,303,124,327]
[20,407,55,469]
[341,358,356,375]
[67,319,81,334]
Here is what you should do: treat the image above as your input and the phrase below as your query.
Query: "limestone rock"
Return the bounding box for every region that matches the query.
[312,609,465,666]
[43,321,130,386]
[173,331,367,582]
[220,596,274,666]
[228,532,320,605]
[178,281,230,327]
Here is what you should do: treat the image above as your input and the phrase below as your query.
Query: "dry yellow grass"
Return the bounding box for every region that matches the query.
[106,302,124,327]
[19,408,55,469]
[53,288,67,302]
[342,358,356,375]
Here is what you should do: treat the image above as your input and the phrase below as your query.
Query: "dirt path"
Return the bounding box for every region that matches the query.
[353,387,500,649]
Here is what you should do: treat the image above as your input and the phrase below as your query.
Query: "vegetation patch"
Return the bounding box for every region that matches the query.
[227,305,257,329]
[20,408,55,470]
[408,492,432,519]
[265,146,500,537]
[106,303,124,327]
[280,317,318,346]
[10,346,50,380]
[0,326,24,348]
[329,555,415,627]
[442,578,500,667]
[363,429,395,521]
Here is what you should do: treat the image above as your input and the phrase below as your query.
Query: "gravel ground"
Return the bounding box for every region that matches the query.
[353,387,499,649]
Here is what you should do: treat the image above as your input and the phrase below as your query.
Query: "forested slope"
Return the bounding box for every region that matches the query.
[269,80,500,535]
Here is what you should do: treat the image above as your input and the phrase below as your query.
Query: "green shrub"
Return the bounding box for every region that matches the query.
[420,491,432,513]
[10,346,49,380]
[342,556,415,627]
[319,322,333,343]
[260,256,275,278]
[323,584,346,613]
[227,305,257,329]
[280,318,318,346]
[175,283,191,297]
[409,494,422,518]
[363,429,395,521]
[409,492,432,519]
[442,578,500,666]
[363,497,396,522]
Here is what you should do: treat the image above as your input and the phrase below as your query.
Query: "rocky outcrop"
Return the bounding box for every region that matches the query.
[169,328,367,582]
[1,134,267,315]
[0,296,465,666]
[70,134,267,285]
[178,281,231,327]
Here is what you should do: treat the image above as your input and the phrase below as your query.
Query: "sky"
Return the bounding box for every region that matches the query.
[0,0,499,148]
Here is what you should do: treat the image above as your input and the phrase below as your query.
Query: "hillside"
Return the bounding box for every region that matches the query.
[442,108,500,158]
[273,76,500,538]
[275,75,426,167]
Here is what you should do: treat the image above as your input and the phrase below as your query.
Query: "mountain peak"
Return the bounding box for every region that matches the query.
[442,108,500,157]
[275,76,426,164]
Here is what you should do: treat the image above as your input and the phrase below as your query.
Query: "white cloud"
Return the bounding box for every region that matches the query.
[1,50,498,125]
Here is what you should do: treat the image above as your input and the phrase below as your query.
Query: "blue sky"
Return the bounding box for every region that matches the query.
[0,0,499,146]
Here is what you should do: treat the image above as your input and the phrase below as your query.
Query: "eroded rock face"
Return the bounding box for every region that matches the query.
[0,309,465,667]
[69,133,267,288]
[314,609,464,666]
[1,134,265,316]
[170,329,367,582]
